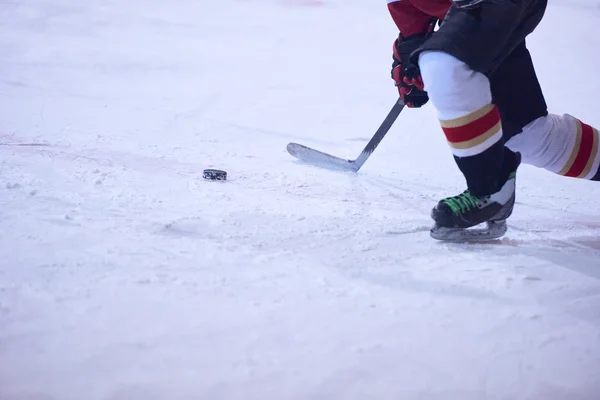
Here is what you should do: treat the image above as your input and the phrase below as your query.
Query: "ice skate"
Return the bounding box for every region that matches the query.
[430,171,517,242]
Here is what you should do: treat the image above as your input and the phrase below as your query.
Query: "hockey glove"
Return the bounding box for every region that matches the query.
[391,32,430,108]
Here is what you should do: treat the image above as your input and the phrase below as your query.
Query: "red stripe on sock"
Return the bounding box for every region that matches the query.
[565,122,595,177]
[442,106,500,144]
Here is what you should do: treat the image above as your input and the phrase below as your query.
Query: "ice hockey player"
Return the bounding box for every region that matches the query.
[388,0,599,241]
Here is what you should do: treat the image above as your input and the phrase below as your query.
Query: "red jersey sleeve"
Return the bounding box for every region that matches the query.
[387,0,451,37]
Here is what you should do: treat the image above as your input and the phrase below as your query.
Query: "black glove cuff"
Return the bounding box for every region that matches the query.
[394,18,438,62]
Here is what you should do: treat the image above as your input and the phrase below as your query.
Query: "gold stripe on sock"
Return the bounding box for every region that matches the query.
[559,119,583,176]
[440,104,494,129]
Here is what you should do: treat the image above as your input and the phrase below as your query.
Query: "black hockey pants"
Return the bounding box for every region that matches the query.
[416,0,549,196]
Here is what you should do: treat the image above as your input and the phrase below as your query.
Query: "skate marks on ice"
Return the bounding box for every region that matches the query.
[0,132,54,148]
[358,238,600,332]
[1,138,210,176]
[155,149,600,274]
[5,130,599,266]
[0,142,52,148]
[384,225,432,236]
[287,166,600,256]
[441,235,600,279]
[426,220,600,281]
[5,145,600,400]
[352,260,516,304]
[361,171,600,273]
[511,193,600,275]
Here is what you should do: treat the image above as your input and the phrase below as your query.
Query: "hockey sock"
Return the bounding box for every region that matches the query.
[506,113,600,180]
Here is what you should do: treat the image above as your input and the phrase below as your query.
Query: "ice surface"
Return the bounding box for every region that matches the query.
[1,1,599,399]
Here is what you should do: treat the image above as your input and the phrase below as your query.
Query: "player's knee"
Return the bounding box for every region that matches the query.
[505,114,573,170]
[419,51,492,119]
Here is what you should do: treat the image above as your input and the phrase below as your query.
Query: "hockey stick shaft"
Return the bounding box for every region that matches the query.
[353,98,405,169]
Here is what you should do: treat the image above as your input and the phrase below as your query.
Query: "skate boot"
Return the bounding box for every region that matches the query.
[430,170,518,242]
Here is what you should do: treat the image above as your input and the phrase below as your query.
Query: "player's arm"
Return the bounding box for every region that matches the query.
[388,0,441,107]
[387,0,439,37]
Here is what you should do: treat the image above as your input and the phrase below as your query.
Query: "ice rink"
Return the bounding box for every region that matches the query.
[1,1,600,399]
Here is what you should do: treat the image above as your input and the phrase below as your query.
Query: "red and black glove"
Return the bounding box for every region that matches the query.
[391,31,432,108]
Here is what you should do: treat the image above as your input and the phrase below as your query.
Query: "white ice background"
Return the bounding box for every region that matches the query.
[1,0,600,399]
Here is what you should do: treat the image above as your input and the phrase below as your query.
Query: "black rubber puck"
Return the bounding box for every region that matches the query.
[203,169,227,181]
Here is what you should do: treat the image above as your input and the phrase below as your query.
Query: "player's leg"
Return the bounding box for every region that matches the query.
[489,41,548,143]
[419,51,518,239]
[414,0,549,239]
[508,115,600,180]
[415,4,544,238]
[494,45,600,181]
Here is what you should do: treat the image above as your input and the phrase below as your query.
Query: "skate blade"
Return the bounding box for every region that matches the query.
[430,220,507,242]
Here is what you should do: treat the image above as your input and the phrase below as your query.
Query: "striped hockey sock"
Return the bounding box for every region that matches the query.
[505,114,600,181]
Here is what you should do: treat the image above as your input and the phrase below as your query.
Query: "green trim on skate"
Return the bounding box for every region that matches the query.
[442,190,480,215]
[442,171,517,216]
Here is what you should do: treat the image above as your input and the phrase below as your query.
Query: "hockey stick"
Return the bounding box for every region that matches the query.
[287,98,405,172]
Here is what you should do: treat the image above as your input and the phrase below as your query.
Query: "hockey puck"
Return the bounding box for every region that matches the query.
[203,169,227,181]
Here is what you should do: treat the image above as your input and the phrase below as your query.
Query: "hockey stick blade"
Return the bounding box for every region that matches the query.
[286,143,359,172]
[286,98,405,172]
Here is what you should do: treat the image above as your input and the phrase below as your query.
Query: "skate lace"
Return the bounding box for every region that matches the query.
[442,190,480,215]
